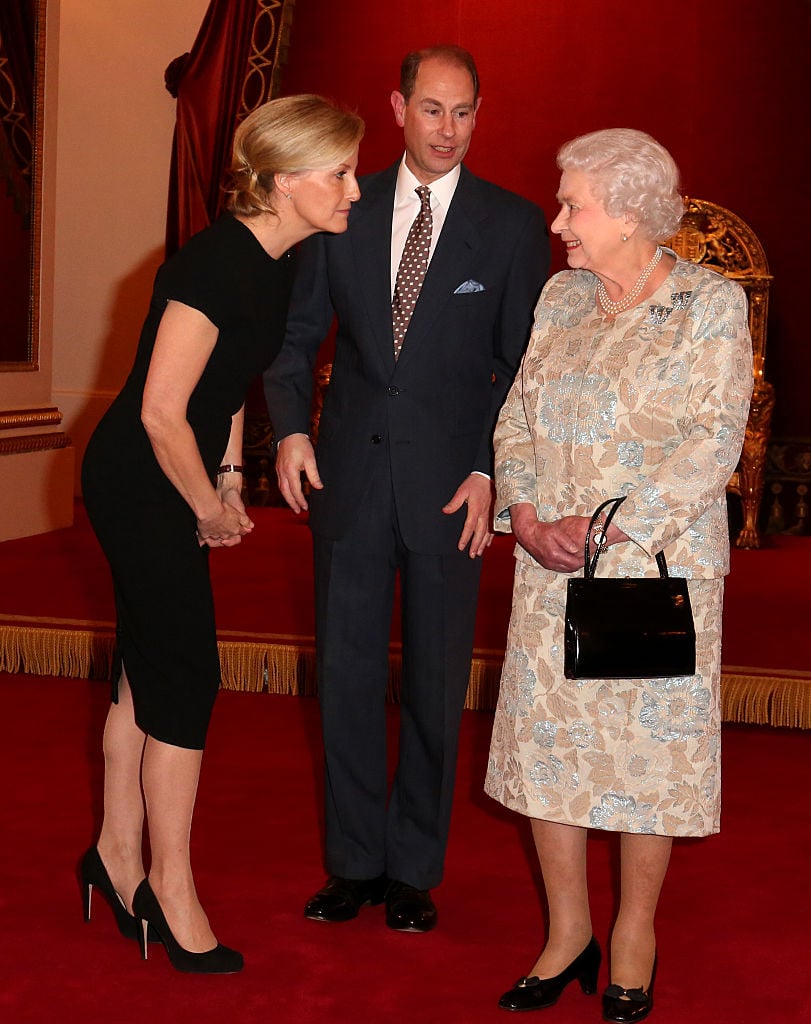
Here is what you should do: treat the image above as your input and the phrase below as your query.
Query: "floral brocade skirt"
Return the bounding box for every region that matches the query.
[485,560,724,837]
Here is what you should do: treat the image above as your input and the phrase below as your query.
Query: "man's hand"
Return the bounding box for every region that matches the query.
[275,433,323,513]
[442,474,494,558]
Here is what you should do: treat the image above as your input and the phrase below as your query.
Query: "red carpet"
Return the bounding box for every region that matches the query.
[0,500,809,725]
[0,671,809,1024]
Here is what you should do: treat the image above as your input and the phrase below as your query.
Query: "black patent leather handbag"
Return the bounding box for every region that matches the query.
[563,496,697,680]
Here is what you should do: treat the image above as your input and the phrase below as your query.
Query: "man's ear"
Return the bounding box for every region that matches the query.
[391,90,407,128]
[469,95,482,129]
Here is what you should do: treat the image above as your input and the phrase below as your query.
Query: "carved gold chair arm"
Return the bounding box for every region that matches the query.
[667,196,773,548]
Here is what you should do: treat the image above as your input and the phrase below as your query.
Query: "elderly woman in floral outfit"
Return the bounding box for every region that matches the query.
[487,129,752,1022]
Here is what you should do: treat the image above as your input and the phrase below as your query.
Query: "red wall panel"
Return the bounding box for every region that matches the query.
[280,0,811,436]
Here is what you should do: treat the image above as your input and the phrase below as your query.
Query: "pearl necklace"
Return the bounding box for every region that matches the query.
[596,245,663,316]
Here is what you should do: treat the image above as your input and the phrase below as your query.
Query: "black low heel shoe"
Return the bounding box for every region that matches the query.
[132,879,243,974]
[80,846,156,942]
[602,955,657,1023]
[499,936,602,1011]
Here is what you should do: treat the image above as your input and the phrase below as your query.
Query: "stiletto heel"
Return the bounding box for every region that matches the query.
[602,953,657,1023]
[499,936,601,1011]
[80,846,143,941]
[132,879,243,974]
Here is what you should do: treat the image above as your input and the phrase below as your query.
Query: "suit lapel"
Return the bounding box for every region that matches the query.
[394,168,484,375]
[348,165,398,376]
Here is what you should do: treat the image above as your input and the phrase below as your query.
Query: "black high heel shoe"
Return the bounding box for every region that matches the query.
[498,936,602,1011]
[602,954,657,1023]
[80,846,146,941]
[132,879,243,974]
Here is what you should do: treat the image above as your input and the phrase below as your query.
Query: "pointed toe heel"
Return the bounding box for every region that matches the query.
[132,879,243,975]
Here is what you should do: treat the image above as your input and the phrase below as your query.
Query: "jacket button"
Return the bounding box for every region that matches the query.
[387,385,400,396]
[371,434,381,444]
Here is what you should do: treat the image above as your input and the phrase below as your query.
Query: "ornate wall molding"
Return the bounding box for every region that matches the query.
[238,0,296,119]
[0,406,62,431]
[0,21,33,217]
[0,430,70,456]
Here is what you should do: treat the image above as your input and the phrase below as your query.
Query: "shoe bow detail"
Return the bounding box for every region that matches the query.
[604,984,648,1003]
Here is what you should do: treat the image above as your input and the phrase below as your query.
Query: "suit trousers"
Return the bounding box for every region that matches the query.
[311,466,482,890]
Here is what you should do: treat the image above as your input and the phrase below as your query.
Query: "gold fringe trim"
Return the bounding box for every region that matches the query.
[720,666,811,729]
[2,622,809,728]
[0,624,114,679]
[218,640,318,696]
[464,657,503,711]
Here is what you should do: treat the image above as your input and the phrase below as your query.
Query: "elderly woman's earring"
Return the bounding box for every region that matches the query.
[622,233,628,242]
[285,193,293,200]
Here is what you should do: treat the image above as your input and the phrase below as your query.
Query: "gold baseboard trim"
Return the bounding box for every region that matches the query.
[721,664,811,680]
[1,622,808,728]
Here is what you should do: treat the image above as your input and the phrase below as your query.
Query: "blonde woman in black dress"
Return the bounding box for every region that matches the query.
[79,95,363,973]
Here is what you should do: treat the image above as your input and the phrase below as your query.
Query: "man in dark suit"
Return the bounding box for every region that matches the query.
[265,45,549,932]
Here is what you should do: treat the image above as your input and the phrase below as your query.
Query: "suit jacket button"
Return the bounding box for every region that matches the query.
[371,434,382,444]
[387,385,400,396]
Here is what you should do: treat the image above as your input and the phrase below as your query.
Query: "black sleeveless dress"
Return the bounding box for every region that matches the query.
[82,214,294,749]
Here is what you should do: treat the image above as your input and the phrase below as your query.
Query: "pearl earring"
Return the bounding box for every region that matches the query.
[622,233,628,242]
[285,193,292,200]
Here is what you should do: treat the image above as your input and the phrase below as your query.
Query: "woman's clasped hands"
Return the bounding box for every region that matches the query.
[196,491,254,548]
[510,503,627,574]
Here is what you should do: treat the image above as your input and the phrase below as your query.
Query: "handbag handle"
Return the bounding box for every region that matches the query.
[583,496,669,580]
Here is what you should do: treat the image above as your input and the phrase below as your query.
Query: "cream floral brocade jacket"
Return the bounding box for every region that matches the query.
[494,257,754,579]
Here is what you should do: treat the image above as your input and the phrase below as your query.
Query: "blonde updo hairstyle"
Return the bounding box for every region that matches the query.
[557,128,684,241]
[228,94,364,217]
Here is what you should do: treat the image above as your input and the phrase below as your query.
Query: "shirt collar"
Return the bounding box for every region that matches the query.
[394,156,461,210]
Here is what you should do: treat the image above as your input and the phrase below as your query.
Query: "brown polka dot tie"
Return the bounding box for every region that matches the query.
[392,185,432,360]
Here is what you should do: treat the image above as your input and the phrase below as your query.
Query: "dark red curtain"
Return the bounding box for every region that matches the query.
[164,0,294,257]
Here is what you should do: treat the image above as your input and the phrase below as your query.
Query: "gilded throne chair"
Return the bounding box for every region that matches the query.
[667,197,774,548]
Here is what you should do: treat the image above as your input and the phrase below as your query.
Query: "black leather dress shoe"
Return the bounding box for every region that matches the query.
[498,937,601,1011]
[384,880,437,933]
[304,875,387,922]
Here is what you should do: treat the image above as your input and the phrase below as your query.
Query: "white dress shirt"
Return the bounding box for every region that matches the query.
[390,157,461,298]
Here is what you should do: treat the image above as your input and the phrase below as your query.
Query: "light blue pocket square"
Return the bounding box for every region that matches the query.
[453,279,485,294]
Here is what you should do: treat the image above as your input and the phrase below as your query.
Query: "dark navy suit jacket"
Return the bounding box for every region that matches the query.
[265,161,549,554]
